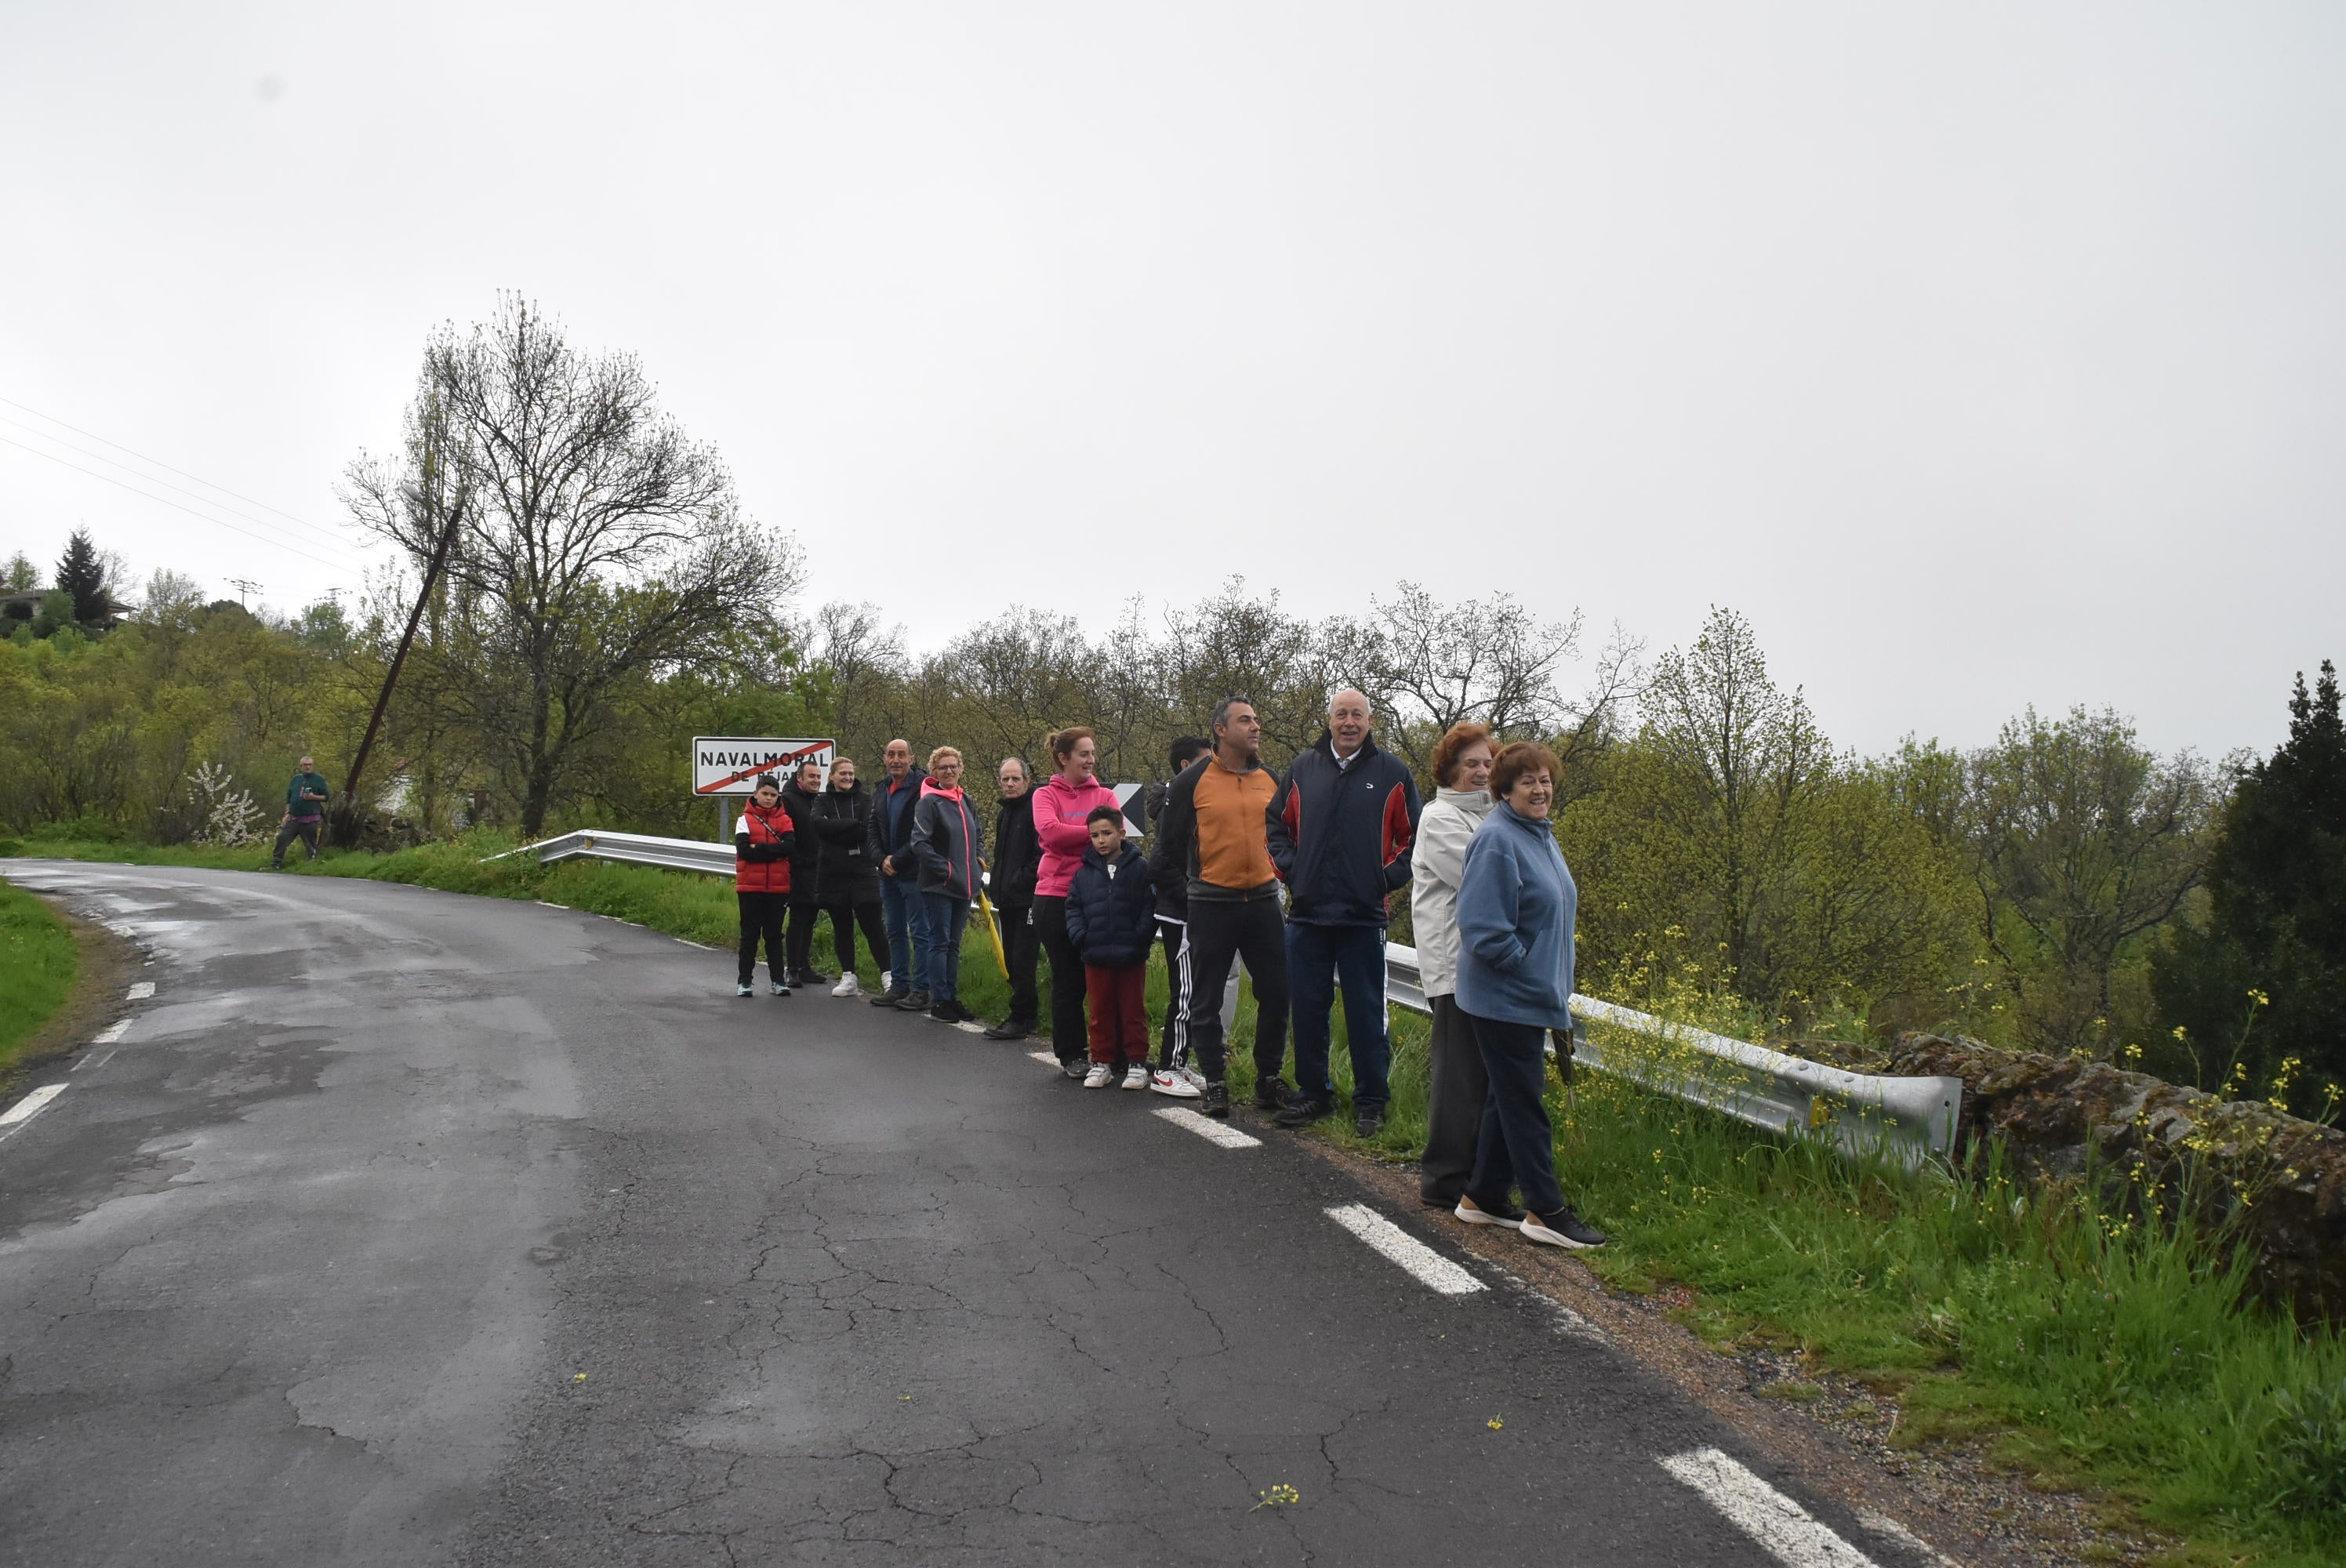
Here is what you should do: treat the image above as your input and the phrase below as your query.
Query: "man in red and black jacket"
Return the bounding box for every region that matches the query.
[734,774,797,998]
[1265,689,1421,1134]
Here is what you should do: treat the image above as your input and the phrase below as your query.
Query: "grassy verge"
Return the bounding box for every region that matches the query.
[11,836,2344,1562]
[0,881,78,1077]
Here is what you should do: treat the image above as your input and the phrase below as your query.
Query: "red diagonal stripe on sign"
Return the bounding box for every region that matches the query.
[697,742,830,795]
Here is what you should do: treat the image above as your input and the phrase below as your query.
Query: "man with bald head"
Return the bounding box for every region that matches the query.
[865,737,932,1009]
[1266,688,1422,1135]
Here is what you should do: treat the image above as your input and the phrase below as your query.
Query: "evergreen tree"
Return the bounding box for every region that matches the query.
[54,530,114,626]
[2155,661,2346,1096]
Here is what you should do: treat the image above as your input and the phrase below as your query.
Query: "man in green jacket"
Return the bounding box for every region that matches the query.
[273,754,331,869]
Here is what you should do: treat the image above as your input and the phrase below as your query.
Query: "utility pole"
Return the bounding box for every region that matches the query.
[227,577,261,609]
[336,416,467,848]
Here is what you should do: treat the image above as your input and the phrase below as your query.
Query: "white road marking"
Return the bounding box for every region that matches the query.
[1660,1447,1880,1568]
[74,1049,116,1075]
[953,1021,990,1034]
[93,1019,129,1044]
[1856,1511,1963,1568]
[534,900,568,909]
[1027,1051,1059,1066]
[1324,1203,1487,1296]
[125,982,154,1000]
[0,1083,67,1131]
[1153,1106,1262,1148]
[1485,1265,1609,1345]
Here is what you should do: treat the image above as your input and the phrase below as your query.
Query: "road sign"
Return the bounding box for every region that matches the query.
[1110,782,1150,840]
[692,737,835,797]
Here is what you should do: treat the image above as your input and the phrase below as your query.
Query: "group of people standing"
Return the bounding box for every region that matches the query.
[730,691,1607,1252]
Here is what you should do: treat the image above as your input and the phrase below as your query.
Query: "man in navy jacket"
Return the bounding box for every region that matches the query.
[1266,689,1422,1134]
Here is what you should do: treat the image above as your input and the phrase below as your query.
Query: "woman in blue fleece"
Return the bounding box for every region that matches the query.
[1452,742,1608,1250]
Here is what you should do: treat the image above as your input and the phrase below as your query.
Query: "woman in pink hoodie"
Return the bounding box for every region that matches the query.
[1031,728,1122,1076]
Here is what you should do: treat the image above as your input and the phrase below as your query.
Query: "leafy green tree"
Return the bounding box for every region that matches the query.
[2155,662,2346,1092]
[53,529,117,627]
[1966,706,2215,1056]
[29,591,76,640]
[3,552,35,591]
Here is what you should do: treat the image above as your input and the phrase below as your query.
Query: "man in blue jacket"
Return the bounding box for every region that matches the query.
[1266,689,1422,1135]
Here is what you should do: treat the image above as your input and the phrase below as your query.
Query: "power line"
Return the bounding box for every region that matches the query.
[0,434,366,579]
[0,393,340,536]
[0,412,370,570]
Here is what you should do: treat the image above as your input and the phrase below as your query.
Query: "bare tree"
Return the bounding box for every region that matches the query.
[347,296,801,834]
[1352,583,1584,774]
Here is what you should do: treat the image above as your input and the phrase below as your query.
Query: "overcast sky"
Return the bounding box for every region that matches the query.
[3,2,2339,760]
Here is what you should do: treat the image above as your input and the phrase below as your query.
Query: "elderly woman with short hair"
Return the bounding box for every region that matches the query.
[912,746,984,1024]
[1453,742,1607,1249]
[1410,720,1498,1210]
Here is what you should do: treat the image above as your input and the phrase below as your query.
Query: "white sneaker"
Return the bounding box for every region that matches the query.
[878,969,892,993]
[1082,1063,1115,1089]
[831,974,860,997]
[1149,1068,1201,1098]
[1121,1064,1149,1091]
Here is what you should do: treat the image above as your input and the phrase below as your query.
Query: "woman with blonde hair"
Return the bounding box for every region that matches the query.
[911,746,985,1024]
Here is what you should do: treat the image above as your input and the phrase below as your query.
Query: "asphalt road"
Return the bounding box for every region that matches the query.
[0,863,1934,1566]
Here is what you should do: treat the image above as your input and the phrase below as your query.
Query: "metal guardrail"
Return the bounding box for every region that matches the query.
[486,828,737,877]
[1386,944,1961,1170]
[489,829,1959,1167]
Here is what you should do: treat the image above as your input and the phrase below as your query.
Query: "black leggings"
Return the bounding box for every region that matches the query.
[1032,895,1088,1064]
[737,891,787,985]
[786,895,823,977]
[823,901,889,975]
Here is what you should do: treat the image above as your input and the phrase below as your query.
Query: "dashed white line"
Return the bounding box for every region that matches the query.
[74,1049,116,1075]
[1659,1447,1879,1568]
[1027,1051,1059,1066]
[1153,1106,1262,1148]
[952,1020,990,1035]
[125,982,154,1000]
[0,1083,67,1132]
[93,1019,129,1044]
[1857,1511,1963,1568]
[1324,1203,1487,1296]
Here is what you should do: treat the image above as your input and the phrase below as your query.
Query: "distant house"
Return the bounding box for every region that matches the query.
[0,586,49,625]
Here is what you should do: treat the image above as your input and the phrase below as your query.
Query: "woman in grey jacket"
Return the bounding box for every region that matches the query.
[1453,742,1607,1250]
[1410,722,1497,1209]
[911,746,985,1025]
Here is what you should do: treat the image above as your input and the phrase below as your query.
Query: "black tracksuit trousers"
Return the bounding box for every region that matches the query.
[737,891,787,986]
[1181,896,1288,1086]
[1418,994,1489,1205]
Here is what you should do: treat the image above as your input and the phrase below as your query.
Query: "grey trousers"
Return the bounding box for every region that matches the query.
[1418,993,1489,1206]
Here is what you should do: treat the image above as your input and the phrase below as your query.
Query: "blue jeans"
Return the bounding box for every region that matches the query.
[1465,1012,1565,1218]
[924,893,969,1002]
[880,877,930,993]
[1287,923,1390,1110]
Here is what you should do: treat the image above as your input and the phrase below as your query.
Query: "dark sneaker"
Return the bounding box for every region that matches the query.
[1200,1081,1231,1120]
[869,989,909,1008]
[1252,1079,1296,1112]
[1522,1204,1608,1249]
[797,970,830,989]
[928,1004,957,1022]
[1060,1057,1088,1080]
[1273,1098,1335,1130]
[895,990,933,1012]
[1353,1107,1385,1138]
[946,1000,979,1024]
[1453,1194,1527,1226]
[983,1019,1033,1040]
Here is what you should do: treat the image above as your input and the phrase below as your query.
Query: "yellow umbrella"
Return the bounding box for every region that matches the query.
[974,862,1011,981]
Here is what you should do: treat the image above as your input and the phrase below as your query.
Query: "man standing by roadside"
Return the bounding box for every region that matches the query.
[983,757,1044,1040]
[866,739,932,1011]
[779,756,830,989]
[1149,699,1291,1120]
[272,753,331,869]
[1266,689,1422,1136]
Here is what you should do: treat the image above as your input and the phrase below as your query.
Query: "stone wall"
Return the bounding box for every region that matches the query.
[1793,1033,2346,1321]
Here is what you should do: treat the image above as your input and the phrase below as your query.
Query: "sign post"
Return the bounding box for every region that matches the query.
[691,737,837,844]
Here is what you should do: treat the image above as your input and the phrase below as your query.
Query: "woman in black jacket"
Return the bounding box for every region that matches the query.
[779,756,830,989]
[983,757,1044,1039]
[810,757,890,997]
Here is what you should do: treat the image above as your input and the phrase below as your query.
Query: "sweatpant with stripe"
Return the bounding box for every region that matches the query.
[1156,917,1247,1075]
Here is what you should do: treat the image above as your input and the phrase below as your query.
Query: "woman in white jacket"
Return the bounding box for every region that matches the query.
[1410,721,1498,1209]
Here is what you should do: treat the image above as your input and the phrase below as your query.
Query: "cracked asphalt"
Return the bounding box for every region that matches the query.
[0,864,1931,1566]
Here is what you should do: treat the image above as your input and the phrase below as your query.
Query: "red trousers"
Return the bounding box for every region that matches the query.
[1084,964,1149,1063]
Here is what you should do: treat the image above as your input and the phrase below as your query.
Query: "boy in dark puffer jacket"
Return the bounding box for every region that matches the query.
[1065,806,1157,1090]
